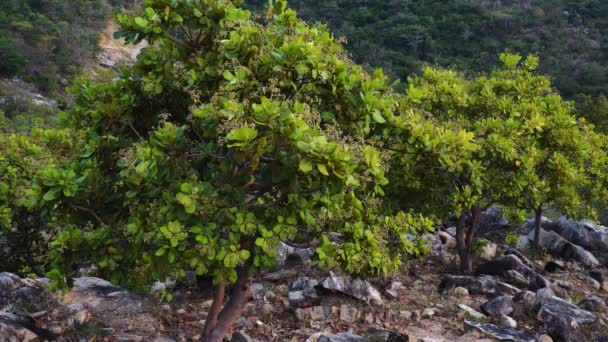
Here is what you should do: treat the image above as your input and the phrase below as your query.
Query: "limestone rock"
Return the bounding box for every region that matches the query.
[543,313,580,342]
[439,275,519,296]
[477,254,549,291]
[319,275,383,305]
[481,296,514,317]
[465,320,535,342]
[527,229,600,268]
[499,315,517,329]
[317,331,366,342]
[537,296,596,325]
[454,287,469,297]
[479,240,498,261]
[578,296,608,313]
[458,304,487,320]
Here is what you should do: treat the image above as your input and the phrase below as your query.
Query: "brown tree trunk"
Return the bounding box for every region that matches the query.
[202,276,225,337]
[464,205,482,274]
[200,270,253,342]
[455,212,467,274]
[533,205,543,249]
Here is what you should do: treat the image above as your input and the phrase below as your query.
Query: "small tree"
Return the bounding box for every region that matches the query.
[387,54,587,272]
[31,1,432,340]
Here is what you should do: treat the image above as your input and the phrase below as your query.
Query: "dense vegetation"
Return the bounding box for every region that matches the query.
[0,0,114,93]
[248,0,608,99]
[2,1,608,341]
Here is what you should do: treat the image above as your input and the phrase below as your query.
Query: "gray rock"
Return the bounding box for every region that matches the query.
[543,217,608,253]
[288,288,320,308]
[424,234,447,261]
[543,313,580,342]
[438,231,456,250]
[454,287,469,297]
[439,275,519,296]
[527,228,600,268]
[535,287,557,306]
[0,320,39,342]
[317,331,367,342]
[364,327,410,341]
[477,254,549,291]
[385,281,403,300]
[499,315,518,329]
[482,296,514,317]
[537,296,596,324]
[277,242,315,267]
[465,320,536,342]
[231,331,253,342]
[503,270,531,289]
[458,304,487,320]
[513,291,536,310]
[479,240,498,261]
[578,296,608,313]
[319,275,383,305]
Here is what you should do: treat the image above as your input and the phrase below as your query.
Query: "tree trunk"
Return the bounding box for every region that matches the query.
[464,205,482,275]
[455,212,467,274]
[533,205,543,249]
[202,276,225,337]
[200,270,253,342]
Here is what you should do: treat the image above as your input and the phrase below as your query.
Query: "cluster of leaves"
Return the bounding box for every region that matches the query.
[0,110,80,275]
[31,0,434,292]
[248,0,608,99]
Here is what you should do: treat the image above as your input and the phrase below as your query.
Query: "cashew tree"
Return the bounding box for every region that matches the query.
[29,1,432,341]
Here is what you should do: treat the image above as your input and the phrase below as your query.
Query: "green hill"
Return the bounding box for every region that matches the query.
[249,0,608,98]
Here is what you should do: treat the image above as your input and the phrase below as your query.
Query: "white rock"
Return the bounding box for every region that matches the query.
[499,315,517,329]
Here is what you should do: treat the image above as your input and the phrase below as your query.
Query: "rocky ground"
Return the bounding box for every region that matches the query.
[2,212,608,341]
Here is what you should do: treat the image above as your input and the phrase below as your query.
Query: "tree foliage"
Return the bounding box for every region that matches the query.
[29,1,434,339]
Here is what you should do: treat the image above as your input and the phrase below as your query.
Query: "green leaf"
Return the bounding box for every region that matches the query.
[43,188,61,202]
[317,164,329,176]
[134,17,149,28]
[372,111,386,124]
[295,63,310,75]
[299,159,313,173]
[227,127,258,142]
[239,250,251,260]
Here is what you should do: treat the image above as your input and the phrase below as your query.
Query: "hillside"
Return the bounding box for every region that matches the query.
[249,0,608,98]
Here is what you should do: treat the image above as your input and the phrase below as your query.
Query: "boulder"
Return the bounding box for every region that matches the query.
[481,296,514,317]
[465,320,536,342]
[527,229,600,268]
[502,270,531,289]
[537,296,596,325]
[319,275,383,305]
[479,240,498,261]
[458,304,487,320]
[578,296,608,313]
[543,313,580,342]
[0,319,39,342]
[513,291,536,310]
[385,281,403,300]
[477,254,549,290]
[439,275,520,296]
[437,231,457,250]
[542,217,608,253]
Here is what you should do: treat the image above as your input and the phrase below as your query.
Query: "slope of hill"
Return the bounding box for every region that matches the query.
[249,0,608,98]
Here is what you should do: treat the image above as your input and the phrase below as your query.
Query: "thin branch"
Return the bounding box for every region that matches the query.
[120,120,144,141]
[69,204,106,226]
